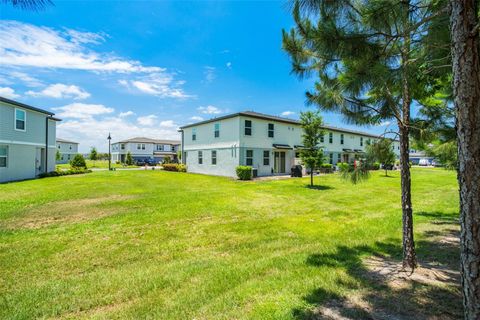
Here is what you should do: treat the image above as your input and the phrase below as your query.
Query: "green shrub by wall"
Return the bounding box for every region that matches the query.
[236,166,252,180]
[162,164,187,172]
[39,169,92,178]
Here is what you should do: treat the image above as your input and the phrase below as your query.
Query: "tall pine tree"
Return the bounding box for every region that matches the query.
[282,0,449,270]
[449,1,480,317]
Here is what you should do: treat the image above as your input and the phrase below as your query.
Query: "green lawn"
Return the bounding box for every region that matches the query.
[56,159,138,170]
[0,168,461,319]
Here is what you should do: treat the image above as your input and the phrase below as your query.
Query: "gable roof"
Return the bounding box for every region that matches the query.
[179,111,388,139]
[0,96,56,116]
[113,137,181,145]
[56,138,79,144]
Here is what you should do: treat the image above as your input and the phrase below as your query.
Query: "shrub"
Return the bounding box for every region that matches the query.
[162,156,172,164]
[70,154,87,169]
[369,162,380,170]
[162,163,186,172]
[337,162,350,172]
[39,169,92,178]
[125,152,133,165]
[319,163,333,173]
[236,166,252,180]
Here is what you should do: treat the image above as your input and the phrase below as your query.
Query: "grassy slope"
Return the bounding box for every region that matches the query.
[0,168,460,319]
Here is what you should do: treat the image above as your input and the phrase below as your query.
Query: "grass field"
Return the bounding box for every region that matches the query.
[0,168,461,319]
[56,159,138,170]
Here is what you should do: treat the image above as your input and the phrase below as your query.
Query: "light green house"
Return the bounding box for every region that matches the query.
[179,111,400,178]
[56,138,79,164]
[0,97,60,183]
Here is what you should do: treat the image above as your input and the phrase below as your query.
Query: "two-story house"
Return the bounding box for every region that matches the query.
[179,111,400,177]
[111,137,181,164]
[0,97,60,183]
[56,138,80,164]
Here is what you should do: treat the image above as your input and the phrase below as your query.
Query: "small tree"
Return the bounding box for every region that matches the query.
[125,152,133,165]
[162,156,172,164]
[89,147,98,167]
[367,139,396,176]
[299,111,325,187]
[70,154,87,169]
[55,149,61,162]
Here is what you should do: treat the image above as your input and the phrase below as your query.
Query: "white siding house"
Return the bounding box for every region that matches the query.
[111,137,181,164]
[0,97,60,183]
[179,111,400,178]
[56,138,79,164]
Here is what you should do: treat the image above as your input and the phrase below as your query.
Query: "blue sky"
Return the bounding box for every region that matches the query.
[0,1,393,152]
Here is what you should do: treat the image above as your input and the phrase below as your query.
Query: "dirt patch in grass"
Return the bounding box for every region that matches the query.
[2,195,137,230]
[296,226,462,320]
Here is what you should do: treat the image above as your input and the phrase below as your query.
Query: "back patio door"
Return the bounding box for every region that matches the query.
[274,151,286,174]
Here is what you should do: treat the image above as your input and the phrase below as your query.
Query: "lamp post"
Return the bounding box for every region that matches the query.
[107,132,112,171]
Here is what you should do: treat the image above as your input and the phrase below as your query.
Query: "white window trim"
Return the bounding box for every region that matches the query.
[14,108,26,132]
[0,145,7,168]
[211,150,217,165]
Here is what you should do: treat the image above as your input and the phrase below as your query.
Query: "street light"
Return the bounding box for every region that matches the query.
[107,132,112,171]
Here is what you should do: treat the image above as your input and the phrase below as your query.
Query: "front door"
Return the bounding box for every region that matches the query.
[343,153,350,163]
[274,151,286,174]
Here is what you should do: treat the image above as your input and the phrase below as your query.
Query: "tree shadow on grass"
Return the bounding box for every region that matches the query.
[305,185,334,191]
[292,225,462,319]
[415,211,459,223]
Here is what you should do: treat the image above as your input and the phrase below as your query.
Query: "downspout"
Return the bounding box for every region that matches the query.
[45,116,49,173]
[180,129,185,164]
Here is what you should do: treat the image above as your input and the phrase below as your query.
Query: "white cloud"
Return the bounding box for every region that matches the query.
[26,83,90,99]
[1,71,43,87]
[197,105,224,114]
[203,66,216,83]
[137,114,158,126]
[190,116,204,121]
[226,62,232,69]
[379,121,391,127]
[119,111,135,117]
[159,120,177,128]
[0,87,20,99]
[281,111,295,117]
[0,21,161,73]
[119,73,191,99]
[53,103,114,119]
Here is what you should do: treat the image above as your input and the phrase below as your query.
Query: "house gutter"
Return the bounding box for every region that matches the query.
[178,129,185,164]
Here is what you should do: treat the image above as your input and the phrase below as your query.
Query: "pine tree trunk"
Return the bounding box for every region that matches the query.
[399,4,417,270]
[450,1,480,318]
[399,125,416,270]
[310,169,313,186]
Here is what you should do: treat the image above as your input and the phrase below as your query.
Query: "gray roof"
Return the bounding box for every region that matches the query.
[0,96,57,117]
[56,138,79,144]
[113,137,181,145]
[179,111,389,139]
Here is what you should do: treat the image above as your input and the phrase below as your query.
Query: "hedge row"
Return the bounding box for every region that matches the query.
[39,169,92,178]
[236,166,252,180]
[162,164,187,172]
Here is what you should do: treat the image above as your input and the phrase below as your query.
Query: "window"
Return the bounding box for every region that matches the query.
[198,151,203,164]
[329,132,333,143]
[360,137,363,146]
[245,120,252,136]
[192,128,197,141]
[268,123,274,138]
[320,134,324,143]
[137,144,141,150]
[246,150,253,166]
[340,134,344,145]
[137,144,145,150]
[57,145,60,149]
[263,150,270,166]
[337,153,341,163]
[0,145,7,167]
[142,144,145,150]
[69,144,72,150]
[211,150,217,165]
[156,144,164,151]
[121,144,125,150]
[15,109,26,131]
[214,123,220,138]
[329,153,333,164]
